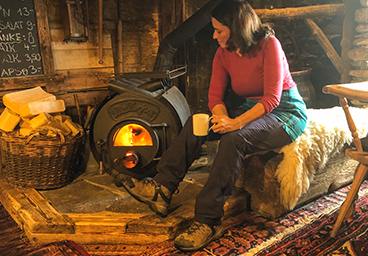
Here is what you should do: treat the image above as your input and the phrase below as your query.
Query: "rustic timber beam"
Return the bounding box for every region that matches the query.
[254,4,344,20]
[56,90,109,107]
[305,19,344,74]
[0,75,64,93]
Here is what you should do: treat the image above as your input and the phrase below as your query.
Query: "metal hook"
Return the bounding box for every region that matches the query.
[95,73,114,82]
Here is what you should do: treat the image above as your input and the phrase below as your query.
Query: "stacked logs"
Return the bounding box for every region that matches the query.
[348,0,368,82]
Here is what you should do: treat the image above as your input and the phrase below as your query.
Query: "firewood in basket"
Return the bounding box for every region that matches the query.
[29,113,71,135]
[2,87,56,114]
[63,119,81,136]
[29,112,52,129]
[0,108,20,132]
[19,117,32,128]
[47,117,71,135]
[19,128,39,136]
[19,99,66,118]
[53,114,72,123]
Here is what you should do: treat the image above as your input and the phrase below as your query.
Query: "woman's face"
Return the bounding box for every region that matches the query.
[211,17,230,48]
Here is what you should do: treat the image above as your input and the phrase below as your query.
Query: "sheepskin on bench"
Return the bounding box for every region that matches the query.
[236,107,368,219]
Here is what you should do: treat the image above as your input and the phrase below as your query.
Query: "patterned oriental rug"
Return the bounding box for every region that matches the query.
[0,206,89,256]
[1,182,368,256]
[83,182,368,256]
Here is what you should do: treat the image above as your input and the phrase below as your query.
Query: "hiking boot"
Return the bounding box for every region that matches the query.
[174,221,224,251]
[121,178,172,217]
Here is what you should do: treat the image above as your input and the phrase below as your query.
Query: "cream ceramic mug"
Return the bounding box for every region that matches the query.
[193,113,213,136]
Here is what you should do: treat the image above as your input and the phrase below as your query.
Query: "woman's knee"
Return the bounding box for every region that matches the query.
[219,132,248,153]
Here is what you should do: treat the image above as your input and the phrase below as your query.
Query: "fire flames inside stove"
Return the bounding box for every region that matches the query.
[113,124,154,169]
[113,124,153,147]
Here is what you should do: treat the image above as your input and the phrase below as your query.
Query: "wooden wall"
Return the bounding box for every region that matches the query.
[0,0,358,120]
[0,0,161,121]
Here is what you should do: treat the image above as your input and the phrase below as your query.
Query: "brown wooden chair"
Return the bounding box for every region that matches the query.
[322,82,368,237]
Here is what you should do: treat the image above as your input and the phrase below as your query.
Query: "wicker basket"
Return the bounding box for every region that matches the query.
[0,126,84,190]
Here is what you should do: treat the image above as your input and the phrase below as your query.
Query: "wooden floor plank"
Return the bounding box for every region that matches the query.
[66,212,144,234]
[25,230,171,245]
[0,178,74,234]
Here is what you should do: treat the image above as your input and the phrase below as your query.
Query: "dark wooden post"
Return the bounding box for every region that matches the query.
[340,0,360,83]
[33,0,55,76]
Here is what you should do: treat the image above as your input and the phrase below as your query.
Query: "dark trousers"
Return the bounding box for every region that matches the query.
[154,113,292,226]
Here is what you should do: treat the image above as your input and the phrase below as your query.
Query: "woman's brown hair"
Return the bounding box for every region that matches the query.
[212,0,274,55]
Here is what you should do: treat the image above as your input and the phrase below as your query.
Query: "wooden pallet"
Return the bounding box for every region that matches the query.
[0,176,250,245]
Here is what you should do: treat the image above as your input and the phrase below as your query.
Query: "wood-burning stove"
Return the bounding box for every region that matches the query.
[89,69,190,179]
[89,0,225,180]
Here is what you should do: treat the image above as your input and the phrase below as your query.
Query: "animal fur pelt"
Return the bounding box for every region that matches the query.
[275,107,368,210]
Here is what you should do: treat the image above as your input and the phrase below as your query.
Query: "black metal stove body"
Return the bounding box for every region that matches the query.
[89,0,224,179]
[90,70,190,179]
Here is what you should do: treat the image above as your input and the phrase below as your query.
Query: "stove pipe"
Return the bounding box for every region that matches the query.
[153,0,225,72]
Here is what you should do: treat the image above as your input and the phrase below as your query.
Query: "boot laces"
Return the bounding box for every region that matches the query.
[141,180,179,194]
[185,222,207,236]
[141,179,155,186]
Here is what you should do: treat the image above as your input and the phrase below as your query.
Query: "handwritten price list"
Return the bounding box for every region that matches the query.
[0,0,43,78]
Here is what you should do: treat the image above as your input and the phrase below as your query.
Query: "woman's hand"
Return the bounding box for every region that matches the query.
[210,102,266,134]
[210,115,239,134]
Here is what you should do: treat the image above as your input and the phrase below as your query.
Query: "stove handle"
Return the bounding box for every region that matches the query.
[166,65,187,80]
[150,123,168,161]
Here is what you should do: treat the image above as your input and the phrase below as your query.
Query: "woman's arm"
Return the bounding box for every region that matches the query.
[211,104,228,117]
[208,49,229,111]
[211,102,265,134]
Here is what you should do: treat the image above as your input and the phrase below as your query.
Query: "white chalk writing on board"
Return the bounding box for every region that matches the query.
[0,0,43,78]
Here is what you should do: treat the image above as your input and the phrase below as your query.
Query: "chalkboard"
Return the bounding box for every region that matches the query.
[0,0,44,78]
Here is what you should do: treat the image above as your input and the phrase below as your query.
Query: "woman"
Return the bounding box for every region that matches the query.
[122,0,307,251]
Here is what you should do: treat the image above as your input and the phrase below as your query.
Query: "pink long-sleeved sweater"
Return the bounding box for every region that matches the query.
[208,35,296,114]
